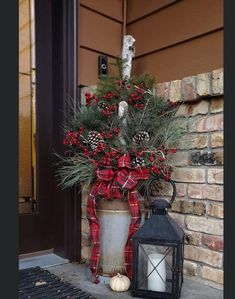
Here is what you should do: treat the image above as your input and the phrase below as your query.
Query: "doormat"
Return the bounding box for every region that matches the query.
[19,266,96,298]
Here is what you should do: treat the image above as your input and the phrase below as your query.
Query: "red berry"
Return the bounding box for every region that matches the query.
[172,147,177,153]
[149,156,155,162]
[85,92,91,98]
[79,127,84,134]
[164,175,170,181]
[155,169,160,175]
[113,128,120,134]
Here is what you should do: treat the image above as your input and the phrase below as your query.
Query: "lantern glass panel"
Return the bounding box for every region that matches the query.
[137,243,174,293]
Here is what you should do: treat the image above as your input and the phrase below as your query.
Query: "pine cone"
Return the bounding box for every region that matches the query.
[133,131,150,145]
[132,157,145,167]
[98,102,109,111]
[87,130,104,150]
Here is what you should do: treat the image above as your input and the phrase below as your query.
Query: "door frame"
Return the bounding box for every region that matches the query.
[19,0,81,262]
[56,0,81,262]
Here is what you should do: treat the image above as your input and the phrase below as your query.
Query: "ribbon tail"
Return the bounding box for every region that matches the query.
[87,184,100,284]
[124,189,141,279]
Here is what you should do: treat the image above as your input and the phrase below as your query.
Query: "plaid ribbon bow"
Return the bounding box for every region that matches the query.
[87,153,149,283]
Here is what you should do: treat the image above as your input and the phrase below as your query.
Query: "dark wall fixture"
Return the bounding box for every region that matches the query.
[98,55,108,78]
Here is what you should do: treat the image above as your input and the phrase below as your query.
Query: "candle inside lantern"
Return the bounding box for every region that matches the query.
[147,253,166,292]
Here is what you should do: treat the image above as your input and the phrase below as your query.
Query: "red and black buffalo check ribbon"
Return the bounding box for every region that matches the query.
[87,153,149,283]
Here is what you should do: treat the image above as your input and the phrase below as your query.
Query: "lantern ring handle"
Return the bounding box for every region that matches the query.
[145,174,176,206]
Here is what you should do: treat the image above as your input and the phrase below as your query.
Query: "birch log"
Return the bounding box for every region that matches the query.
[118,101,129,147]
[121,35,136,80]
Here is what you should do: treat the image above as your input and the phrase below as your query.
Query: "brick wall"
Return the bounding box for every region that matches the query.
[158,68,224,289]
[80,68,224,289]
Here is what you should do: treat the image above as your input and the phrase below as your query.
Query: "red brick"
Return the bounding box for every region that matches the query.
[214,150,224,165]
[182,76,197,101]
[202,184,223,201]
[190,100,209,115]
[188,184,203,199]
[172,168,205,183]
[202,235,223,251]
[184,230,201,246]
[210,97,223,113]
[156,83,166,99]
[188,114,223,132]
[184,245,223,267]
[176,100,208,116]
[81,246,92,260]
[185,215,223,235]
[178,134,208,150]
[82,204,88,217]
[211,132,223,148]
[212,69,223,96]
[196,72,211,97]
[164,82,170,101]
[208,204,223,219]
[82,235,91,247]
[82,218,90,234]
[168,151,188,166]
[175,183,187,197]
[201,266,223,284]
[171,200,206,215]
[208,168,223,184]
[169,80,182,102]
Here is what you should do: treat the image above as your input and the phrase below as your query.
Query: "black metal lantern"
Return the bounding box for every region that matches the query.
[132,177,185,298]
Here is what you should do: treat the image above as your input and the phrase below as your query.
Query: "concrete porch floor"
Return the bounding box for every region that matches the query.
[48,262,223,299]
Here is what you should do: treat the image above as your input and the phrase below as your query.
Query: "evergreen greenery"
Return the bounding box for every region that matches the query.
[56,59,187,191]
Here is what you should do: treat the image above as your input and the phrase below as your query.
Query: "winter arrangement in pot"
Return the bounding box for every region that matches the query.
[56,38,186,284]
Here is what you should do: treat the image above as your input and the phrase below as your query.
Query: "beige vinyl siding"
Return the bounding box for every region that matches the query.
[127,0,223,82]
[78,0,124,86]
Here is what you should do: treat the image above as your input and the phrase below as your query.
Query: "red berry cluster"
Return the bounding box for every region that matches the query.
[63,131,78,145]
[150,164,172,181]
[80,142,107,160]
[127,83,146,110]
[167,99,180,109]
[101,104,117,117]
[85,92,98,106]
[127,93,145,109]
[116,79,131,89]
[161,147,177,155]
[130,148,144,158]
[102,91,116,100]
[101,127,120,139]
[141,145,178,181]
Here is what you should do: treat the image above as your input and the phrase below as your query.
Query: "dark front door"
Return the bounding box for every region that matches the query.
[19,0,81,261]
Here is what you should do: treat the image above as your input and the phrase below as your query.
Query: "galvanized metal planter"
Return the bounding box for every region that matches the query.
[96,198,131,282]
